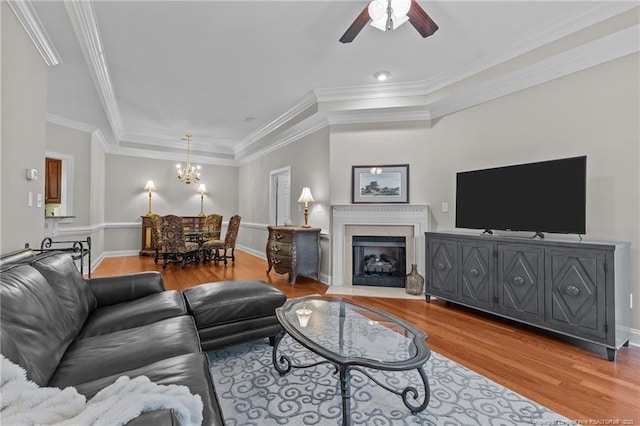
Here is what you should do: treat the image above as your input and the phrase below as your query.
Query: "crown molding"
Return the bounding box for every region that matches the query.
[421,2,639,96]
[47,114,96,133]
[236,104,432,165]
[7,0,61,66]
[120,131,235,154]
[107,145,237,167]
[428,24,640,120]
[314,80,430,103]
[47,114,111,153]
[64,0,124,141]
[235,90,318,154]
[326,105,431,126]
[91,129,110,153]
[237,114,329,165]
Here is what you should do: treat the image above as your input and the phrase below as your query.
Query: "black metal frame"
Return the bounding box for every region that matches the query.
[272,296,431,425]
[36,237,92,278]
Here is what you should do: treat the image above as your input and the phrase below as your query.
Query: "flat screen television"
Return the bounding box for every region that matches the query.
[455,156,587,235]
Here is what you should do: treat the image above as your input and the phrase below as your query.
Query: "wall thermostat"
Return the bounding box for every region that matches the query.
[26,168,38,180]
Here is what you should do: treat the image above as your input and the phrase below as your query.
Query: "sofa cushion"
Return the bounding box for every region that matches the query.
[78,290,187,339]
[29,253,97,332]
[0,264,76,386]
[183,280,286,327]
[48,316,201,388]
[88,272,166,307]
[73,353,224,426]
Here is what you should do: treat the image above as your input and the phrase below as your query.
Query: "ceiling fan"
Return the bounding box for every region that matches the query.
[340,0,438,43]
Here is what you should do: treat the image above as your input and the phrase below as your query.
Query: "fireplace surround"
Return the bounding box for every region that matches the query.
[331,204,430,287]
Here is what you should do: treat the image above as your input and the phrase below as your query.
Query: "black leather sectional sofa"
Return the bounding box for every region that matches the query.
[0,250,286,425]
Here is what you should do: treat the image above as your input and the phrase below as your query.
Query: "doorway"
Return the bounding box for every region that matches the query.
[269,166,291,226]
[44,151,74,216]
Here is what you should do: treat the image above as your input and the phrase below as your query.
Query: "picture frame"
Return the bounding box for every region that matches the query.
[351,164,409,204]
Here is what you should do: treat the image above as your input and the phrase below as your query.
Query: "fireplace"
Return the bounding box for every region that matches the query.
[331,204,430,287]
[352,236,407,287]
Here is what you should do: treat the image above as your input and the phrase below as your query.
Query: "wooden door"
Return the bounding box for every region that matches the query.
[45,158,62,204]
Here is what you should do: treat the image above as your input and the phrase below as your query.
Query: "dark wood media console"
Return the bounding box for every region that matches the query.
[424,231,631,361]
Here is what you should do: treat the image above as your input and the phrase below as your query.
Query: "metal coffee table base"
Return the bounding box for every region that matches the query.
[272,332,431,426]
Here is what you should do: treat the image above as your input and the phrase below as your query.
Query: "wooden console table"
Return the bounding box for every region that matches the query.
[140,215,205,256]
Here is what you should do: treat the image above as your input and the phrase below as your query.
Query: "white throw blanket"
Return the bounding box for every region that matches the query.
[1,355,203,425]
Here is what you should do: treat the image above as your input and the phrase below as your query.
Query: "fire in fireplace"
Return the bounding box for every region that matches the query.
[352,236,407,288]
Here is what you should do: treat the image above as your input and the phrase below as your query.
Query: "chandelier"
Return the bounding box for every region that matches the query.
[176,133,201,184]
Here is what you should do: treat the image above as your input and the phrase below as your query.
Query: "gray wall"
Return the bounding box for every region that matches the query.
[238,127,331,280]
[327,54,639,332]
[1,2,48,253]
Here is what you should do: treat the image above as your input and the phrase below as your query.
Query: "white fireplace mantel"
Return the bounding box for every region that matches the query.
[331,204,430,286]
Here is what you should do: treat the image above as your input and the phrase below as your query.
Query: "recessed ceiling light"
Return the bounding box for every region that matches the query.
[374,71,391,82]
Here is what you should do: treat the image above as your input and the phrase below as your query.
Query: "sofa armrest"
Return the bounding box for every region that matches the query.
[87,272,166,307]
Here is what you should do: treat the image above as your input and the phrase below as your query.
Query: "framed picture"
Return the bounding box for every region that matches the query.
[352,164,409,204]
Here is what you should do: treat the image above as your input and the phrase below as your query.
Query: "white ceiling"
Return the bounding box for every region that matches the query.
[19,1,639,165]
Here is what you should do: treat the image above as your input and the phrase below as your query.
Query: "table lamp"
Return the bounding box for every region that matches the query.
[297,187,315,228]
[197,184,207,217]
[144,180,156,216]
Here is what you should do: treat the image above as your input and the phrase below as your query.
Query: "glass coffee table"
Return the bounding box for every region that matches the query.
[272,296,431,426]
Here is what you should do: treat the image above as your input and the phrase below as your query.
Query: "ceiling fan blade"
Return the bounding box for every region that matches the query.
[339,5,371,43]
[407,0,439,38]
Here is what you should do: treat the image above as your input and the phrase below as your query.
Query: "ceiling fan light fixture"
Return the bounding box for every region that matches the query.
[368,0,411,32]
[374,71,391,82]
[368,0,387,21]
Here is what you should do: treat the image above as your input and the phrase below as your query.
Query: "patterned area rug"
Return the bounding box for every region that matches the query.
[208,336,575,426]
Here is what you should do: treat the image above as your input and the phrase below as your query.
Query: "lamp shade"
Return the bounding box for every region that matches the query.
[197,184,207,194]
[297,187,315,203]
[144,180,156,191]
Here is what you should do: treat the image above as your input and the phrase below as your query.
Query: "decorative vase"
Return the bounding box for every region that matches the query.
[405,264,424,295]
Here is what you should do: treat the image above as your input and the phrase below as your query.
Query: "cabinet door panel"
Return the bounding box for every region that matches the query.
[545,249,606,339]
[498,244,544,323]
[459,241,495,309]
[426,238,457,298]
[45,158,62,204]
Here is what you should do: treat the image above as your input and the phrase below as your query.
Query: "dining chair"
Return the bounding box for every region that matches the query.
[201,214,223,262]
[202,214,241,265]
[204,214,223,240]
[149,213,162,264]
[160,214,200,269]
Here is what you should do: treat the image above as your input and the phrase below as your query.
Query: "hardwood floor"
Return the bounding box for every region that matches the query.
[93,250,640,423]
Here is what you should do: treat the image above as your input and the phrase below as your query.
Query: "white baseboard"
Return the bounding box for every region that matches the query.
[629,328,640,347]
[236,244,264,260]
